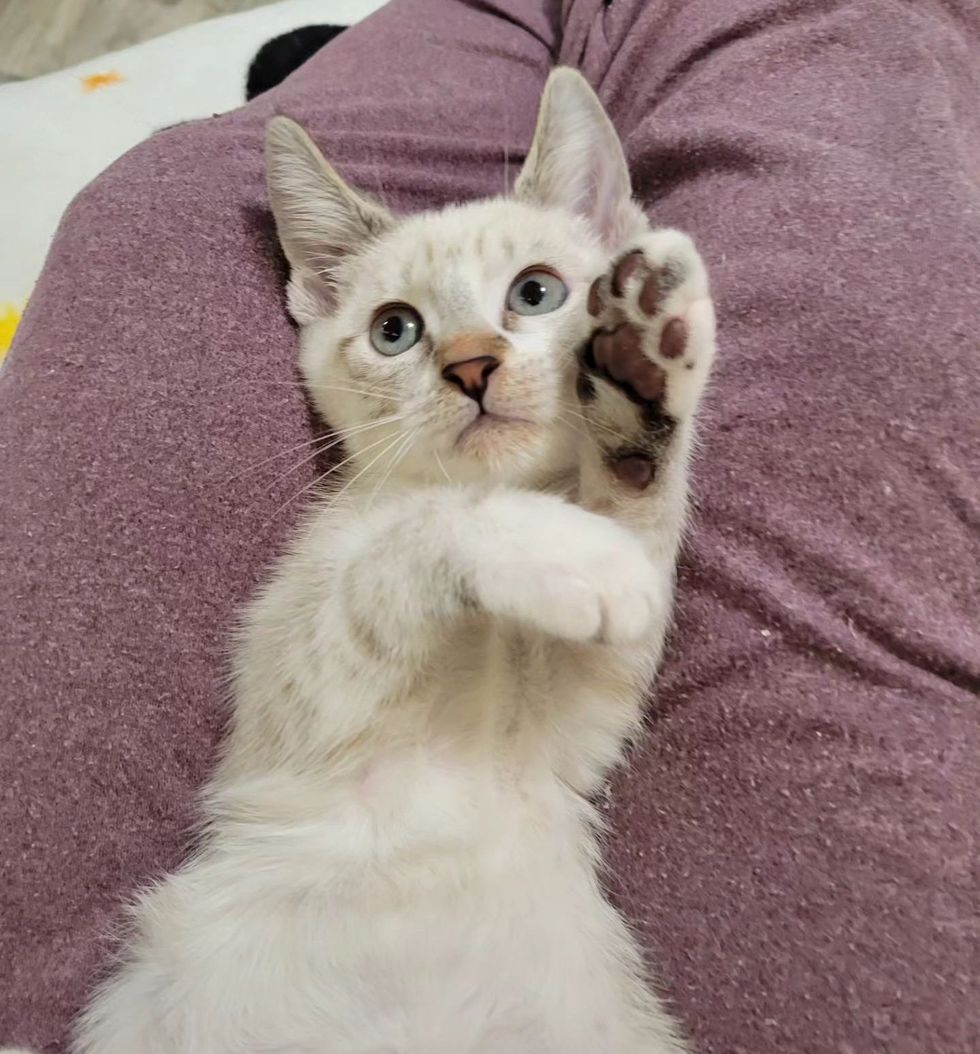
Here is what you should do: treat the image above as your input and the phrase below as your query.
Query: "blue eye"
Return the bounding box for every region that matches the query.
[506,269,568,316]
[370,305,424,356]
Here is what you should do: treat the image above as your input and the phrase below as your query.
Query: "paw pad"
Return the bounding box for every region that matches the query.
[586,323,670,405]
[609,250,686,319]
[611,250,646,297]
[610,453,654,489]
[660,318,687,360]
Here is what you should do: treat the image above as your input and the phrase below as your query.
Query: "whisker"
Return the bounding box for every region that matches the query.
[328,430,412,508]
[252,424,389,497]
[556,411,639,462]
[226,414,408,481]
[503,109,511,194]
[433,448,453,486]
[260,430,403,525]
[367,428,419,510]
[569,415,632,448]
[306,383,399,404]
[214,378,311,398]
[558,400,635,446]
[389,429,422,492]
[220,377,401,404]
[326,413,410,439]
[555,413,595,444]
[224,433,333,482]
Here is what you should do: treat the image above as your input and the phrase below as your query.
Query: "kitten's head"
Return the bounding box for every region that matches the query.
[265,69,644,489]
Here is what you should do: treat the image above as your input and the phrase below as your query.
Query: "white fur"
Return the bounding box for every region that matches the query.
[59,69,716,1054]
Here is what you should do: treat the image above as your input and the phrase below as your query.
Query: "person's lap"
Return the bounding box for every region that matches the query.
[576,2,980,1051]
[2,0,977,1051]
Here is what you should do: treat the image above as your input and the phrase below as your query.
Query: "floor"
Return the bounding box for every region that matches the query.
[0,0,275,80]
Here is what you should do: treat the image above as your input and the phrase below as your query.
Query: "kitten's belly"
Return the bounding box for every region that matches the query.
[109,802,637,1054]
[93,679,651,1053]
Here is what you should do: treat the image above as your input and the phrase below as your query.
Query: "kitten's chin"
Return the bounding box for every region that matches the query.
[448,413,560,484]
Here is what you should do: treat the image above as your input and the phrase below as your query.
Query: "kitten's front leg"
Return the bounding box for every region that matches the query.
[338,488,668,659]
[576,228,716,539]
[233,488,665,764]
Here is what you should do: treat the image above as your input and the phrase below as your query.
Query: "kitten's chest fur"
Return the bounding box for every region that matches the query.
[417,617,645,783]
[218,584,647,895]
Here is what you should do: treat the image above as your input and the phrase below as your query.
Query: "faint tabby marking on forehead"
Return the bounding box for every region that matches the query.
[400,254,415,288]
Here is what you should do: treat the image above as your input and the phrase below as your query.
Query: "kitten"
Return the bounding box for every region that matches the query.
[67,68,715,1053]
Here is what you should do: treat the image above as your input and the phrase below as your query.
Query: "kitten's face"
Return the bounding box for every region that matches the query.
[299,201,604,486]
[266,68,644,490]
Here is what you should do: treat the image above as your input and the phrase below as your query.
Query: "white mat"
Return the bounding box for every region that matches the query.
[0,0,386,357]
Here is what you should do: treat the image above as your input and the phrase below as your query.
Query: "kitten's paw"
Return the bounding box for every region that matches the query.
[579,229,715,488]
[470,505,664,644]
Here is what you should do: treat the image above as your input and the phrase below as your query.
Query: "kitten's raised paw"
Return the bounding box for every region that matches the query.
[579,230,715,488]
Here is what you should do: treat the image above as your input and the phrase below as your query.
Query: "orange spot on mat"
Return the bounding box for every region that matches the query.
[0,302,22,360]
[81,70,124,92]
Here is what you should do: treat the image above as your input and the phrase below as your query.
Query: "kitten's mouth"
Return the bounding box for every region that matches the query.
[456,410,533,448]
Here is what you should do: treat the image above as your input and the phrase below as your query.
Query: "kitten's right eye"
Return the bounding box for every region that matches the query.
[370,305,424,356]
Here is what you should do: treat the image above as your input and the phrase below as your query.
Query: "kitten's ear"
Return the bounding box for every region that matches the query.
[515,68,642,251]
[265,116,394,324]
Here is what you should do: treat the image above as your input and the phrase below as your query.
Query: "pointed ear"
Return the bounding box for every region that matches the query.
[265,116,394,324]
[515,68,642,251]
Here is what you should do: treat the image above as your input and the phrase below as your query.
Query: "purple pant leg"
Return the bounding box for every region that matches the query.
[0,3,557,1048]
[562,2,980,1052]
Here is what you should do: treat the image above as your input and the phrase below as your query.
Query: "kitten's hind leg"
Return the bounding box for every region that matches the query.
[576,228,715,540]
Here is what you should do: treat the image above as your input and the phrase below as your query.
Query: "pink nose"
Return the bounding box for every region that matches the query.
[442,355,500,403]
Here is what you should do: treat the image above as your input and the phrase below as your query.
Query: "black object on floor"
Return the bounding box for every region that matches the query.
[246,24,346,101]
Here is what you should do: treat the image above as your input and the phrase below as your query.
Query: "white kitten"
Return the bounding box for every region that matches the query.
[60,68,716,1054]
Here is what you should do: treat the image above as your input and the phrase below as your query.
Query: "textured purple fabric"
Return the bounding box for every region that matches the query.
[2,1,978,1052]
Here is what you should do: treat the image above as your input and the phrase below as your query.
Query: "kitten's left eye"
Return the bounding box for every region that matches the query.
[506,269,568,316]
[370,304,424,356]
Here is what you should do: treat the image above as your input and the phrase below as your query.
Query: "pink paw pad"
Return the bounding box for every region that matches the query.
[591,324,666,403]
[609,250,678,318]
[660,318,687,360]
[611,454,654,490]
[610,250,646,297]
